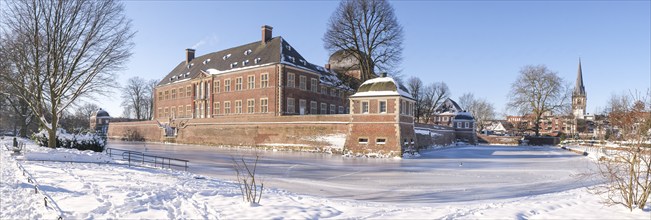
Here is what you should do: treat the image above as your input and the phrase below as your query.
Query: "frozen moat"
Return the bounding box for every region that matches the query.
[107,140,599,203]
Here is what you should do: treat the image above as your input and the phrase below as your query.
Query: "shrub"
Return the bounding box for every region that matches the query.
[32,129,106,152]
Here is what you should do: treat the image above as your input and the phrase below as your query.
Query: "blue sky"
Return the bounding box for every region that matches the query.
[99,0,651,118]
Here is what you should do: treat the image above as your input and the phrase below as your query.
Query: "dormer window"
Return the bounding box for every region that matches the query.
[202,59,211,65]
[287,56,295,62]
[243,60,249,66]
[285,45,292,51]
[185,72,190,77]
[187,63,193,69]
[244,49,252,55]
[223,54,231,60]
[254,57,261,64]
[230,62,238,68]
[300,59,306,65]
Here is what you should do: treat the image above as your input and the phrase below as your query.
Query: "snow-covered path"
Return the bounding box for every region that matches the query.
[110,141,599,203]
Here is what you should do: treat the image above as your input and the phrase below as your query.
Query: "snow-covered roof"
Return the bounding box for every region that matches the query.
[158,36,350,91]
[350,76,413,100]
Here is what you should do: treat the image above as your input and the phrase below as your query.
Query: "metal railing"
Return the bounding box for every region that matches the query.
[105,148,189,171]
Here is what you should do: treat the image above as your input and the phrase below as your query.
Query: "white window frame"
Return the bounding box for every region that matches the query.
[299,75,307,90]
[260,73,269,88]
[260,98,268,113]
[248,75,255,89]
[320,103,327,114]
[299,99,306,115]
[224,101,231,114]
[310,101,318,114]
[287,73,295,88]
[379,100,387,113]
[247,99,255,113]
[287,98,295,113]
[362,101,369,114]
[224,79,231,92]
[235,77,243,91]
[311,78,318,93]
[330,104,336,114]
[214,102,220,115]
[235,100,242,114]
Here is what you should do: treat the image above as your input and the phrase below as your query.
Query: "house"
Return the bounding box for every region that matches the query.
[90,108,110,137]
[431,98,463,127]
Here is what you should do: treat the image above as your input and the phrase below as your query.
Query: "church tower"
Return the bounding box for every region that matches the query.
[572,59,587,119]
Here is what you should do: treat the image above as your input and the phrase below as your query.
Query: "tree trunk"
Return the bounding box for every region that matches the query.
[47,128,56,148]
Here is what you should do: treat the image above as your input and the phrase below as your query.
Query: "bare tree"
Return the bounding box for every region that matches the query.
[459,93,496,132]
[0,0,134,148]
[421,82,450,123]
[508,65,570,136]
[323,0,404,83]
[407,76,424,123]
[593,91,651,211]
[121,77,150,120]
[143,79,158,120]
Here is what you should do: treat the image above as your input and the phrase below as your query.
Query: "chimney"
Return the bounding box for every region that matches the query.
[186,48,195,64]
[261,25,273,43]
[324,64,331,71]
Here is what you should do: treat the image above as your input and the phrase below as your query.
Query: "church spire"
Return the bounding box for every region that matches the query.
[573,58,586,96]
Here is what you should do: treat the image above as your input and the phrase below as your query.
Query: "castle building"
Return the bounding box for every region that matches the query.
[153,25,350,122]
[572,59,587,119]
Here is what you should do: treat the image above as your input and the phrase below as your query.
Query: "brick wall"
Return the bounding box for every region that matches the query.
[414,124,456,147]
[107,121,163,142]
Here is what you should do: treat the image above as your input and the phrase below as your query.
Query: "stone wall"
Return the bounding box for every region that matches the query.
[414,123,456,147]
[175,115,350,152]
[107,121,163,142]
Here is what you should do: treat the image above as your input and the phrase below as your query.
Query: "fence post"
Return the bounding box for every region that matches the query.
[128,152,131,167]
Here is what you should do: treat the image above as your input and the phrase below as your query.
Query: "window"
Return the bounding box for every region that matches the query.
[287,73,295,88]
[338,106,344,114]
[457,122,462,128]
[157,108,162,118]
[224,79,231,92]
[401,100,406,115]
[330,88,336,97]
[376,138,386,145]
[164,107,169,117]
[214,81,220,93]
[186,86,191,97]
[248,75,255,89]
[465,122,469,128]
[358,138,369,144]
[310,101,317,114]
[260,73,269,88]
[379,101,387,113]
[235,77,242,91]
[362,101,369,114]
[320,103,327,114]
[247,99,255,113]
[444,117,448,122]
[214,102,220,115]
[235,100,242,114]
[311,78,318,93]
[320,86,327,95]
[186,105,191,117]
[179,105,183,117]
[158,92,163,101]
[330,104,336,114]
[299,76,306,90]
[224,101,231,114]
[179,87,185,98]
[299,99,306,114]
[171,89,176,99]
[287,98,295,113]
[260,98,268,113]
[164,91,169,100]
[171,107,176,117]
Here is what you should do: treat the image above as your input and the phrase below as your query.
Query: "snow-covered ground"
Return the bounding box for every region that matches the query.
[1,138,649,219]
